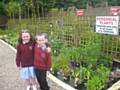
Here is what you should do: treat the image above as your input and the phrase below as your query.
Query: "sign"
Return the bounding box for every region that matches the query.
[110,6,120,15]
[76,9,84,16]
[96,16,119,35]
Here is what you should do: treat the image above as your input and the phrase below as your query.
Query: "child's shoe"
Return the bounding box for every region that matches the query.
[26,85,31,90]
[32,85,37,90]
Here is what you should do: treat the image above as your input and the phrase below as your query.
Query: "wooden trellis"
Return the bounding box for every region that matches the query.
[51,16,120,59]
[8,15,120,59]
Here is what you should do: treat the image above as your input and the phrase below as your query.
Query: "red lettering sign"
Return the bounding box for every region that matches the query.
[76,9,84,16]
[110,6,120,15]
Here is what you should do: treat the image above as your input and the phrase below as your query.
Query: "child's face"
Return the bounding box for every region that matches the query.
[36,35,45,46]
[45,38,48,43]
[42,35,48,43]
[21,32,30,43]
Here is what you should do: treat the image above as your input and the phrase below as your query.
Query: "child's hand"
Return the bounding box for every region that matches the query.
[46,47,51,53]
[46,71,50,77]
[46,71,50,81]
[18,67,21,70]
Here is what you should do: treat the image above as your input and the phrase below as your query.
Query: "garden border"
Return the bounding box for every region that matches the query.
[0,39,77,90]
[107,80,120,90]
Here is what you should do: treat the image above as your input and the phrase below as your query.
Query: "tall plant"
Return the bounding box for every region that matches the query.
[79,34,102,66]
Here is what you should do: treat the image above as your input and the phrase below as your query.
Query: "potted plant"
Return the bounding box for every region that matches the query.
[86,65,110,90]
[61,65,71,82]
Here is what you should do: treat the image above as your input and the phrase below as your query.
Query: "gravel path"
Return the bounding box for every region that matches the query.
[0,40,65,90]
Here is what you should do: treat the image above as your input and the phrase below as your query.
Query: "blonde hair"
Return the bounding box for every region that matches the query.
[35,33,42,41]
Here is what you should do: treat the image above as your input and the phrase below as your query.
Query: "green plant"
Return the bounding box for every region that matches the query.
[61,65,71,79]
[87,75,103,90]
[52,47,72,76]
[0,29,18,47]
[50,37,63,56]
[96,64,111,81]
[74,66,91,85]
[77,34,102,68]
[51,60,60,76]
[86,65,110,90]
[98,53,112,67]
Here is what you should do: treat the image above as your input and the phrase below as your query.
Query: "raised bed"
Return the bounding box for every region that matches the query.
[105,59,120,89]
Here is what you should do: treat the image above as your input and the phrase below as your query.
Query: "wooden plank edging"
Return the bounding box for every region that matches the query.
[107,80,120,90]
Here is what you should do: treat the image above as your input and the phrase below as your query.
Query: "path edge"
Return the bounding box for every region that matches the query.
[0,39,77,90]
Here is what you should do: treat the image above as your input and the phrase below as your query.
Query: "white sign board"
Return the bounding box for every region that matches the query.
[96,16,119,35]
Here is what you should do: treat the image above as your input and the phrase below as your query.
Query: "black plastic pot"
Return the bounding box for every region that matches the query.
[74,83,86,90]
[70,60,80,68]
[75,62,80,68]
[57,71,64,81]
[63,75,70,82]
[70,60,76,68]
[81,61,87,67]
[51,70,58,76]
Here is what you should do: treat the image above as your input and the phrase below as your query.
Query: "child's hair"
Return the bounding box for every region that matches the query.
[35,33,48,41]
[35,33,42,41]
[42,33,51,47]
[18,29,33,44]
[35,33,51,47]
[42,33,48,40]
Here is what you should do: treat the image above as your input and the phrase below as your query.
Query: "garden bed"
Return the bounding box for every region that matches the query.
[105,59,120,89]
[50,34,120,90]
[51,59,120,90]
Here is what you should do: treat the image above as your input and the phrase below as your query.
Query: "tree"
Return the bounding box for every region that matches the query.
[1,0,120,18]
[6,1,20,18]
[55,0,76,10]
[0,1,7,15]
[38,0,56,16]
[108,0,120,6]
[75,0,87,9]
